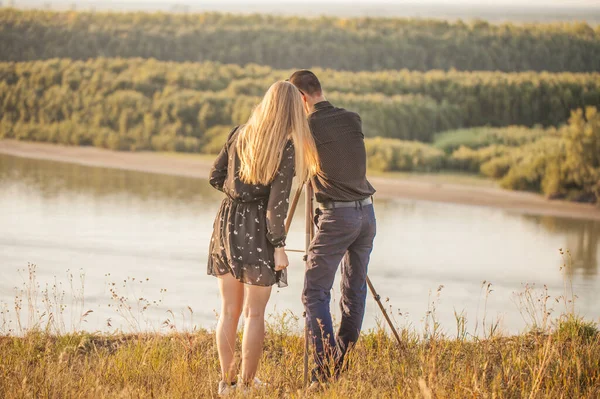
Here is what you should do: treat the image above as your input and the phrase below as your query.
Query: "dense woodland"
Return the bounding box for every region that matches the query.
[0,10,599,203]
[1,59,599,144]
[367,112,600,203]
[1,9,600,72]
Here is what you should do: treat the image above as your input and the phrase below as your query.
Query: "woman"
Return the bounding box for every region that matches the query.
[207,81,320,395]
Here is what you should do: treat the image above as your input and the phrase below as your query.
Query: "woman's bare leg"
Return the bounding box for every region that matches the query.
[240,284,272,384]
[216,273,244,384]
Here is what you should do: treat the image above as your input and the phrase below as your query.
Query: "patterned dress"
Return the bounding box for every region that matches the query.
[207,126,295,287]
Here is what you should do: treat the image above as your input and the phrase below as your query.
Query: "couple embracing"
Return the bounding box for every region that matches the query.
[207,71,377,395]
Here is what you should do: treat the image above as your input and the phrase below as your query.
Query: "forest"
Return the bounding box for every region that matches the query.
[0,10,599,203]
[0,9,599,72]
[368,111,600,203]
[1,59,599,142]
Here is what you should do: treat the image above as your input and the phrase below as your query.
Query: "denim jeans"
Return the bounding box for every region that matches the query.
[302,203,376,381]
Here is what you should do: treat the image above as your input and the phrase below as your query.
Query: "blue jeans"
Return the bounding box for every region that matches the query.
[302,203,376,381]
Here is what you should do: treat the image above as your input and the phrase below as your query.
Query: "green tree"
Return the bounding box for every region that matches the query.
[562,107,600,202]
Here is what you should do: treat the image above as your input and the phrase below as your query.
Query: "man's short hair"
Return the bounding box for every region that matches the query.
[288,70,322,96]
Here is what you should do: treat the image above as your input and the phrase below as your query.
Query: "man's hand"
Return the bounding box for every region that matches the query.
[274,247,289,271]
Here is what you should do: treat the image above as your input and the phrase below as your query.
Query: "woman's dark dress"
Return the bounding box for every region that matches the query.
[207,127,295,288]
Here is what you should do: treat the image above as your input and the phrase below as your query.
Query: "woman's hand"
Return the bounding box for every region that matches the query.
[274,247,289,271]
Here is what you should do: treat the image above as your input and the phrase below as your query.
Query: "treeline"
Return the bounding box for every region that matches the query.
[0,58,597,202]
[225,69,600,128]
[366,108,600,204]
[0,59,462,149]
[1,9,600,72]
[1,59,599,149]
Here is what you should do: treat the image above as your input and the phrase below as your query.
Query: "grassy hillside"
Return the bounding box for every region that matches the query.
[1,316,598,398]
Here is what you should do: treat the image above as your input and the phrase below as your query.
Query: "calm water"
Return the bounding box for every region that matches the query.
[1,154,599,335]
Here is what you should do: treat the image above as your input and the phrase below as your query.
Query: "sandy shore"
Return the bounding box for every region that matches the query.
[1,139,599,221]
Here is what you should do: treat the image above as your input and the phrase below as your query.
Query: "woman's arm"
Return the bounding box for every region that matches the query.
[266,141,295,248]
[208,127,238,191]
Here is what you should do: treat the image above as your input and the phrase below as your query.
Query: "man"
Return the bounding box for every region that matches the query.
[289,70,377,385]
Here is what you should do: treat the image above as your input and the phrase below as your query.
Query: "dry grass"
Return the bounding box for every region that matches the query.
[1,259,599,398]
[0,319,599,398]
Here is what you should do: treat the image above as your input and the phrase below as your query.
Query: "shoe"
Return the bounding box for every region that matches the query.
[306,380,327,393]
[237,376,268,394]
[251,377,267,389]
[218,381,237,397]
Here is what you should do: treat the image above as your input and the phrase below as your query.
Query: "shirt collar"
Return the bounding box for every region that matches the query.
[313,101,333,112]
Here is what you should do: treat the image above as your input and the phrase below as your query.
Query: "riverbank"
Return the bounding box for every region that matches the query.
[1,139,599,221]
[1,317,598,398]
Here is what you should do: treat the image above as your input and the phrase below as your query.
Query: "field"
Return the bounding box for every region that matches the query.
[0,321,598,398]
[1,263,599,398]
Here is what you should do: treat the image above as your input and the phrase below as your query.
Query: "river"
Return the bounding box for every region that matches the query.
[1,153,598,336]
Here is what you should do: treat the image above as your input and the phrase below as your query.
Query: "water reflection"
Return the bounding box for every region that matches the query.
[2,153,599,281]
[523,215,600,276]
[1,153,599,334]
[0,154,220,205]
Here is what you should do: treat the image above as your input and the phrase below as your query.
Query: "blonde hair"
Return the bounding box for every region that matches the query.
[237,81,320,185]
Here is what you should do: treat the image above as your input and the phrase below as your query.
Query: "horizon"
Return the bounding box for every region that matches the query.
[9,0,600,5]
[4,1,600,24]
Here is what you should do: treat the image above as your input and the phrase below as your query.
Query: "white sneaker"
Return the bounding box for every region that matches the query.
[237,376,268,393]
[218,381,237,397]
[307,381,327,393]
[251,377,267,389]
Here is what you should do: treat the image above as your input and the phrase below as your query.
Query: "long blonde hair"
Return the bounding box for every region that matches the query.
[237,81,320,185]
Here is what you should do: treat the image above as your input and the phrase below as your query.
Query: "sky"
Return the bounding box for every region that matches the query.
[11,0,600,22]
[16,0,600,5]
[12,0,600,8]
[114,0,598,4]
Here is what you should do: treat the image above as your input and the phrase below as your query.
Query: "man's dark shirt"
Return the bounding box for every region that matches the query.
[309,101,376,203]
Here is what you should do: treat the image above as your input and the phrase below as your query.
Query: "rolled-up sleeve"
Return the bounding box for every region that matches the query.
[266,142,295,248]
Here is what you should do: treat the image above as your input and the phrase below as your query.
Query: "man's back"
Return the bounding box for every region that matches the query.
[309,101,376,203]
[289,70,377,383]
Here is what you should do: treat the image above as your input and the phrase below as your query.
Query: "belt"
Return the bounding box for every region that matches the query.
[318,197,373,209]
[224,195,267,205]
